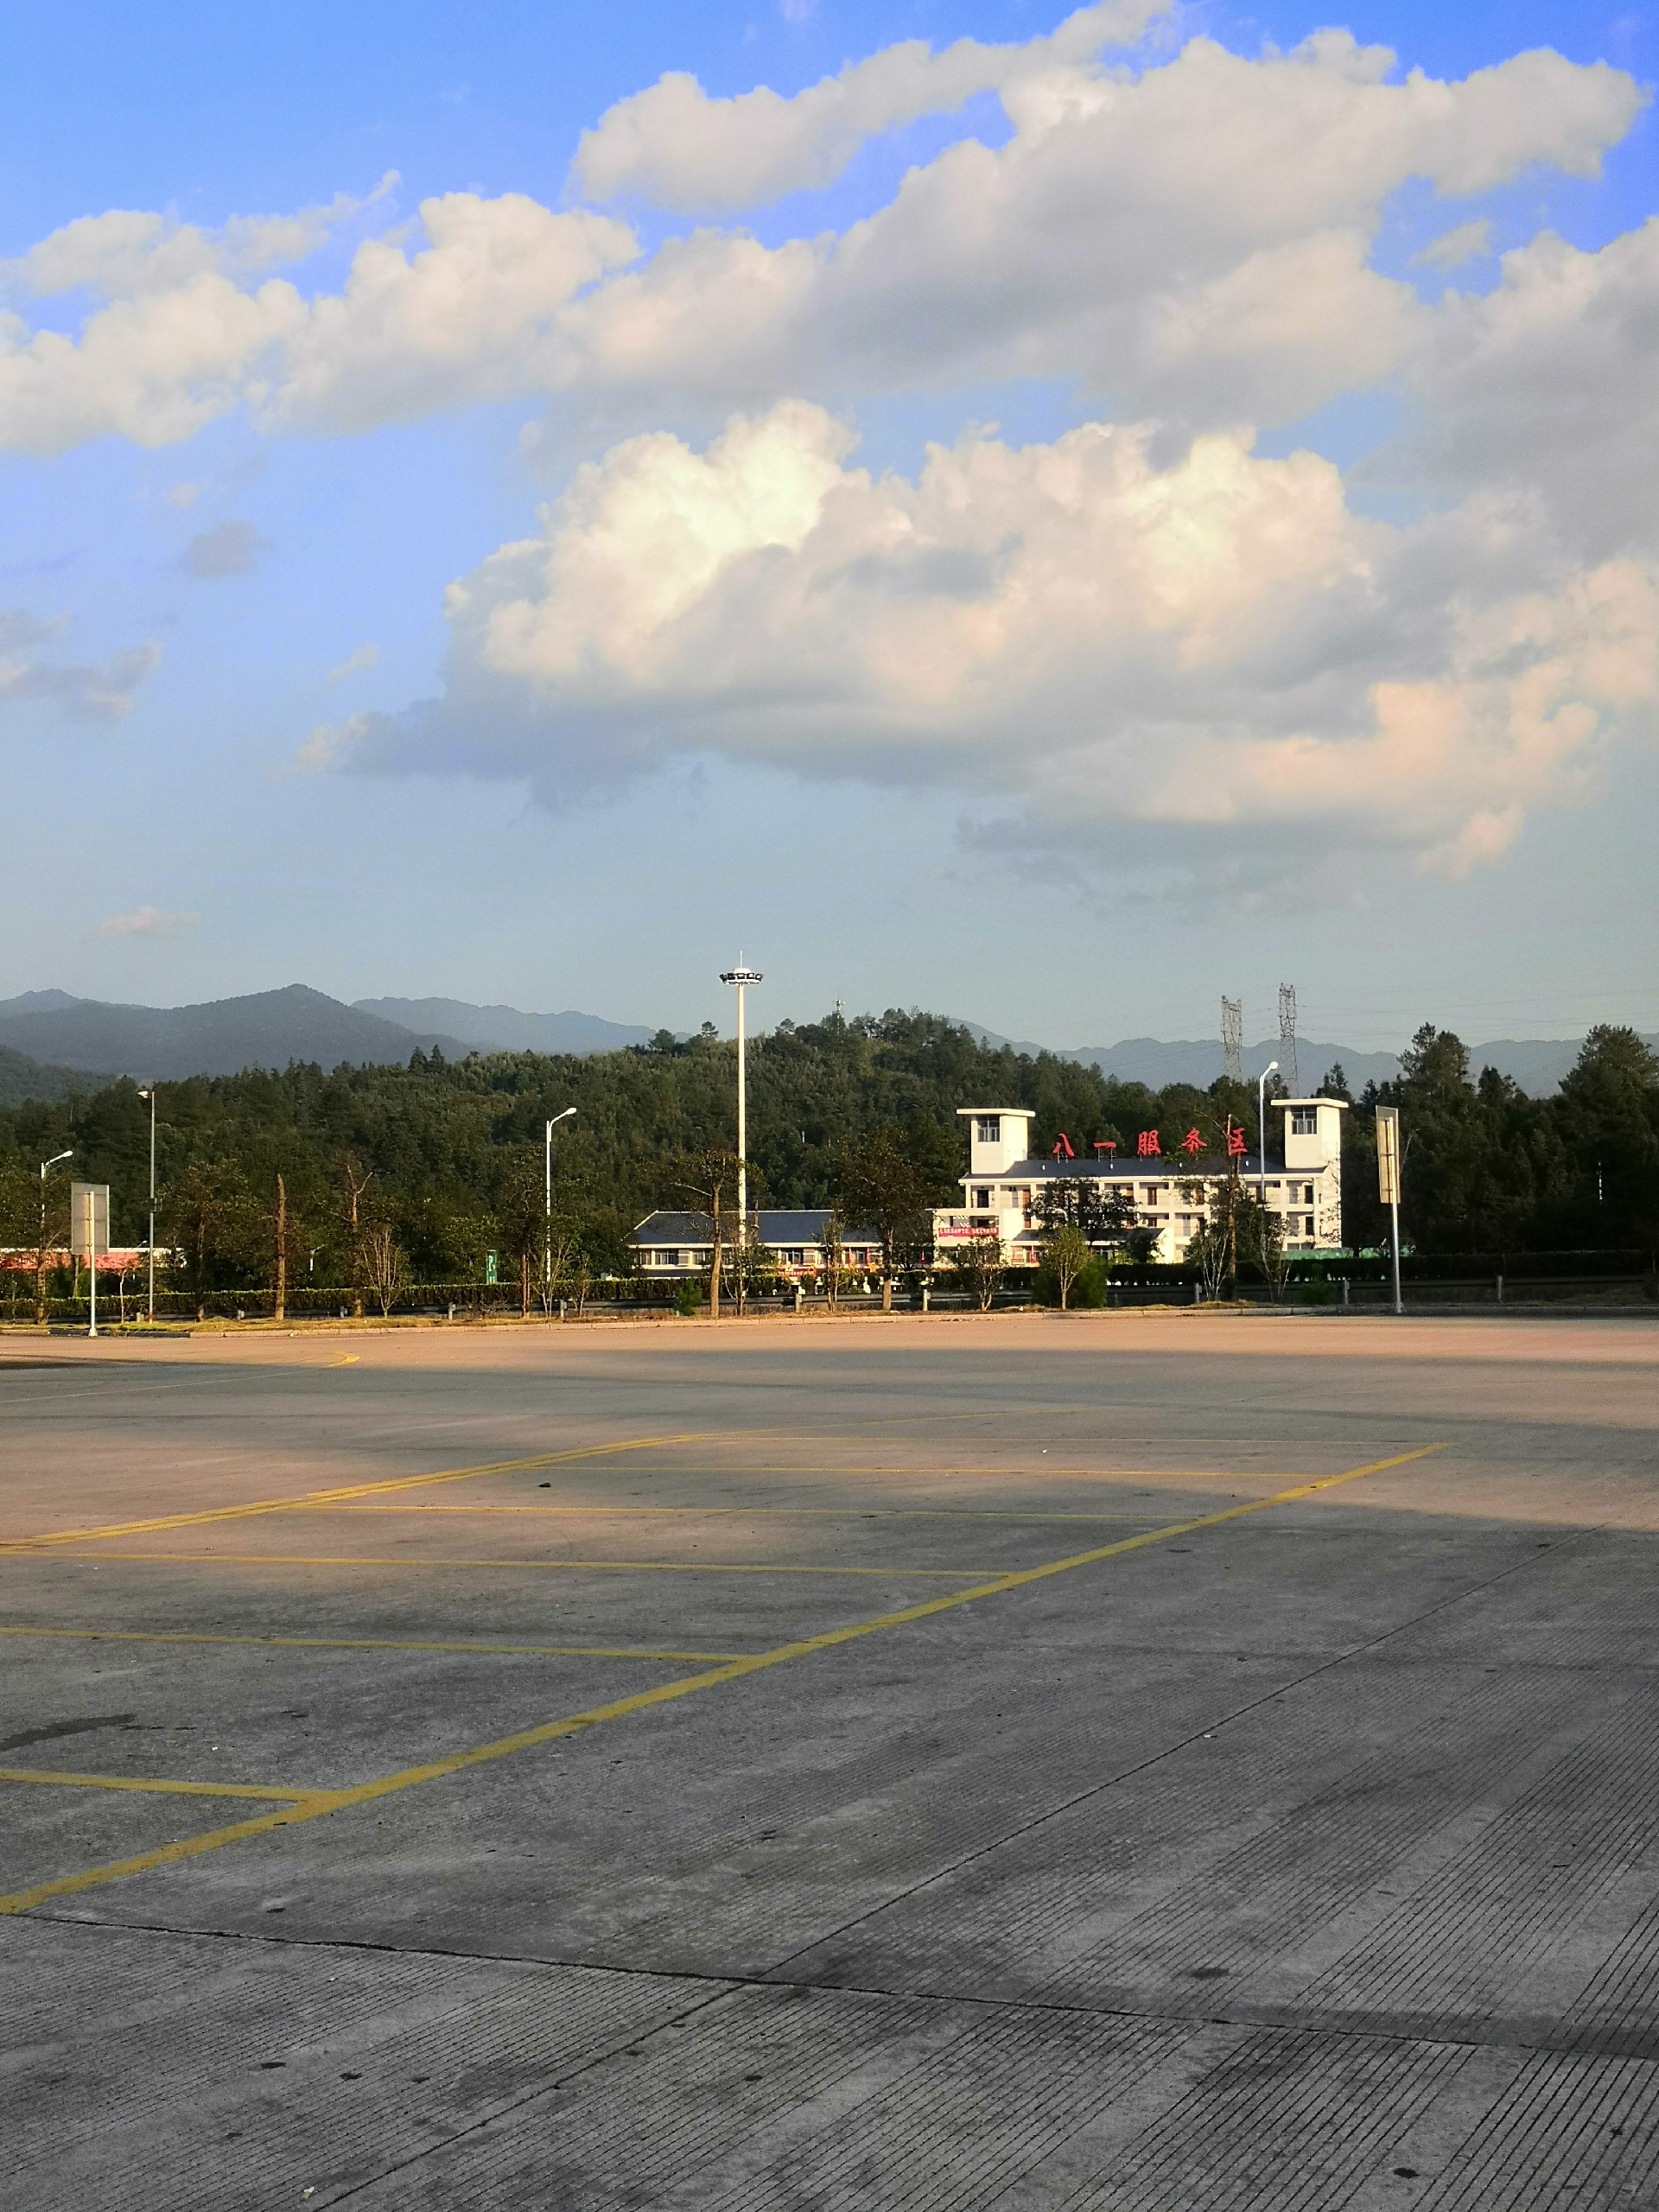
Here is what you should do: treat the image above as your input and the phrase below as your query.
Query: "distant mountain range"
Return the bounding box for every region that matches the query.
[957,1024,1645,1097]
[352,997,654,1056]
[0,984,1641,1105]
[0,986,468,1087]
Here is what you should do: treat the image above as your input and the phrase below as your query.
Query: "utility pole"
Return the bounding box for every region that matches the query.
[720,963,763,1229]
[544,1108,576,1307]
[137,1089,156,1320]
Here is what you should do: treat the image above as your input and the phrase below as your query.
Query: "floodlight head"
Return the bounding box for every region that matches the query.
[44,1148,73,1168]
[547,1106,576,1126]
[1262,1061,1278,1077]
[721,967,763,987]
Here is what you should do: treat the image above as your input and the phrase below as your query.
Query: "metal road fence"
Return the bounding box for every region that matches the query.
[4,1259,1656,1326]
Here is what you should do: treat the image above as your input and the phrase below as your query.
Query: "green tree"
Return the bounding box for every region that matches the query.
[161,1157,256,1318]
[947,1228,1002,1312]
[1039,1223,1093,1311]
[834,1127,931,1313]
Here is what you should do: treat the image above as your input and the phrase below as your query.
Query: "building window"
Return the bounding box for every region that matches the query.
[657,1250,678,1268]
[1014,1186,1031,1207]
[785,1249,804,1265]
[975,1116,1000,1143]
[1303,1184,1314,1204]
[1291,1108,1317,1135]
[972,1186,992,1207]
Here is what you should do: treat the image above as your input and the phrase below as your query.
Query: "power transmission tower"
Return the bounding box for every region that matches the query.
[1221,998,1243,1084]
[1278,984,1300,1096]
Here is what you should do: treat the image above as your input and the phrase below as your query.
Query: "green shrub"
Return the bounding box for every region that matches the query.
[671,1280,702,1316]
[1030,1256,1108,1308]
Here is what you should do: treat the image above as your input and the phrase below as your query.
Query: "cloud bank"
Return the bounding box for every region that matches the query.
[0,33,1638,449]
[317,402,1655,878]
[4,10,1656,882]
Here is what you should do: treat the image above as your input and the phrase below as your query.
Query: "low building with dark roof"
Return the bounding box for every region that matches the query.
[628,1209,885,1281]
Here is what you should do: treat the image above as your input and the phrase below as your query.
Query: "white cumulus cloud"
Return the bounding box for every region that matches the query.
[98,905,198,938]
[321,403,1659,875]
[555,35,1640,430]
[0,31,1638,454]
[570,0,1172,210]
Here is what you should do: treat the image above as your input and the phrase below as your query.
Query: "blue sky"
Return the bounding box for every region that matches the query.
[2,1,1656,1051]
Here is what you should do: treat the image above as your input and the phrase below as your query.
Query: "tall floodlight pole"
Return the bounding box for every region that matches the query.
[1376,1105,1403,1316]
[137,1089,156,1321]
[544,1108,577,1304]
[1256,1063,1278,1211]
[720,963,763,1226]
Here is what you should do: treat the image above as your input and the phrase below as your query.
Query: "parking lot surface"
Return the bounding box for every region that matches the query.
[3,1310,1658,2208]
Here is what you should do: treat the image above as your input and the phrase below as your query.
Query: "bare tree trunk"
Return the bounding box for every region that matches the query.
[274,1174,287,1322]
[342,1161,372,1319]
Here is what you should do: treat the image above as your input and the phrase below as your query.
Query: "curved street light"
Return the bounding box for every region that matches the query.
[1255,1063,1278,1213]
[545,1107,577,1306]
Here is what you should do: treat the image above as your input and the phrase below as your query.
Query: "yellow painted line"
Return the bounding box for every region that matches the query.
[0,1433,714,1554]
[327,1355,359,1369]
[0,1446,1440,1916]
[41,1554,1001,1580]
[0,1767,312,1802]
[0,1627,747,1664]
[308,1504,1170,1522]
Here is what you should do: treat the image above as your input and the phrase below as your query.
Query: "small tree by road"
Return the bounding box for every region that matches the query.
[359,1222,408,1318]
[947,1229,1002,1312]
[1040,1224,1094,1311]
[833,1128,932,1313]
[669,1148,745,1317]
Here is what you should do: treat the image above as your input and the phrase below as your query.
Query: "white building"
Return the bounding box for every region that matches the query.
[626,1096,1350,1280]
[932,1101,1348,1264]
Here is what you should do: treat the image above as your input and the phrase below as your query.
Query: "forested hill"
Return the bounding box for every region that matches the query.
[1,1009,1656,1279]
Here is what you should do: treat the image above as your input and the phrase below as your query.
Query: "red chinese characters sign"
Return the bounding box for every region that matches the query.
[1178,1128,1204,1157]
[1227,1123,1248,1157]
[1136,1130,1160,1157]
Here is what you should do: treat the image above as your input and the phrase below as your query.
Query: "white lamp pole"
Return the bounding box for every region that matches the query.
[544,1108,576,1303]
[720,963,763,1225]
[137,1088,156,1321]
[1257,1062,1278,1211]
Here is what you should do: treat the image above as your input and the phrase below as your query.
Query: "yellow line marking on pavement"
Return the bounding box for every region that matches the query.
[0,1434,712,1554]
[0,1627,747,1664]
[327,1355,359,1368]
[0,1446,1440,1916]
[309,1504,1171,1522]
[36,1554,1001,1579]
[0,1768,313,1802]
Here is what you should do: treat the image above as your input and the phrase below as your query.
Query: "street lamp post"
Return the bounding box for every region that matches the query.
[720,963,763,1228]
[137,1089,157,1321]
[544,1108,576,1307]
[37,1149,71,1328]
[1256,1062,1278,1212]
